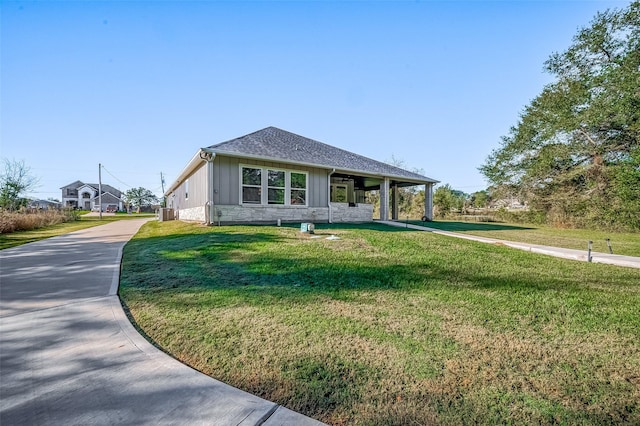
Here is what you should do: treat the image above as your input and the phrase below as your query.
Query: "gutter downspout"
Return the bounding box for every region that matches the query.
[327,168,335,223]
[199,151,216,225]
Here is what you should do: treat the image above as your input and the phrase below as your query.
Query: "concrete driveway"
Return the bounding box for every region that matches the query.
[0,219,323,425]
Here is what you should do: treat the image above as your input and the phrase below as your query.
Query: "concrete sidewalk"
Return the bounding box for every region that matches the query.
[0,219,323,425]
[379,220,640,269]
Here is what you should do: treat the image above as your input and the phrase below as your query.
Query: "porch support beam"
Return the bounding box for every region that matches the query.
[391,183,398,220]
[380,177,390,221]
[424,183,434,221]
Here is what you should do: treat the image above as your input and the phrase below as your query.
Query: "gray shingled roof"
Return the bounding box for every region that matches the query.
[86,184,121,197]
[62,181,122,197]
[206,127,437,183]
[91,192,122,204]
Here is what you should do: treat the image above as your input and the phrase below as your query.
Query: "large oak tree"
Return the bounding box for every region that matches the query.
[481,1,639,230]
[124,187,159,213]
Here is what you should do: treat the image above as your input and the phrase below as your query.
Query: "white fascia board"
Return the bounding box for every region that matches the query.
[164,150,207,196]
[205,148,439,185]
[77,183,98,192]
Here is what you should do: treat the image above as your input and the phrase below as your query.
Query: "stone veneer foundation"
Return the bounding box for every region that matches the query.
[175,203,373,224]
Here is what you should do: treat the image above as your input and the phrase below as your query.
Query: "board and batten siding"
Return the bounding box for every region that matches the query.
[169,161,208,210]
[212,156,328,207]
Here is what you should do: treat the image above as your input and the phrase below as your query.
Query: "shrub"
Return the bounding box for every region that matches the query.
[492,208,547,225]
[0,209,79,234]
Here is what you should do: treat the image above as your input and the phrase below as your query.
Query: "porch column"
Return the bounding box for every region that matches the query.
[391,183,398,220]
[424,183,433,221]
[379,177,390,221]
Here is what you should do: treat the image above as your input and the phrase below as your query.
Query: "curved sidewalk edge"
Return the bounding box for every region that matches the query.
[110,296,324,425]
[378,220,640,269]
[0,219,324,426]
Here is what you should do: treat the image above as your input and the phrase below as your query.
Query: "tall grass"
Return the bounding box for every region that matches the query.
[0,213,155,250]
[0,209,79,234]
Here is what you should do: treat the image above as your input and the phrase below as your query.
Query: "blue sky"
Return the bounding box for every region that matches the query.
[1,0,631,200]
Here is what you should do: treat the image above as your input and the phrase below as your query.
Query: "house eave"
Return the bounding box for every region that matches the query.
[165,150,208,196]
[165,144,439,198]
[203,148,439,185]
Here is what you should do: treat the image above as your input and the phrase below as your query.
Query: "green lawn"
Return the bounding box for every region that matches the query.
[0,213,156,250]
[120,221,640,425]
[410,220,640,257]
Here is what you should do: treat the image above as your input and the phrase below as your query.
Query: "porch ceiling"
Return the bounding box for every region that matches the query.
[332,173,427,191]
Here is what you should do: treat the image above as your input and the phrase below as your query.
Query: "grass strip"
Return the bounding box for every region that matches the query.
[407,220,640,257]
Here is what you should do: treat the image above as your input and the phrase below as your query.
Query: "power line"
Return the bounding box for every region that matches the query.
[101,165,132,189]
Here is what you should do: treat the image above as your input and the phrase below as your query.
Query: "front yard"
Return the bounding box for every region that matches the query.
[120,221,640,425]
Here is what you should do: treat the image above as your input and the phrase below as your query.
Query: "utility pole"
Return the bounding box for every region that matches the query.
[99,163,102,220]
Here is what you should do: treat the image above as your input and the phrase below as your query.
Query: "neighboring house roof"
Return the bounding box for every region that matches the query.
[29,199,61,208]
[85,184,122,197]
[206,127,438,183]
[91,192,123,204]
[60,180,84,190]
[60,181,122,197]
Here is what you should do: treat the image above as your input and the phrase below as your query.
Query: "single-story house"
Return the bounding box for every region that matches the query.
[28,199,62,210]
[61,180,124,212]
[165,127,438,224]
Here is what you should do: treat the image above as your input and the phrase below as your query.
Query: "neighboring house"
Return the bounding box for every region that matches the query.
[28,199,62,210]
[60,181,124,212]
[165,127,438,224]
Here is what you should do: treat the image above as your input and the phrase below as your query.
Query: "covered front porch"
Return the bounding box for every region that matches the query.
[329,172,434,222]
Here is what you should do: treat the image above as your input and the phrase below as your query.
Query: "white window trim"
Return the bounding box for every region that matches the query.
[239,165,308,207]
[240,166,263,204]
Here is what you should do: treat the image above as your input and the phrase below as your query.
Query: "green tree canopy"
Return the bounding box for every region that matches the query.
[433,184,468,217]
[480,1,640,230]
[470,190,490,208]
[124,187,159,213]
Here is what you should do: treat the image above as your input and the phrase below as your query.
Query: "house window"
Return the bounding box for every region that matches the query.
[267,170,285,204]
[331,184,348,202]
[290,172,306,205]
[240,166,307,206]
[82,192,91,199]
[242,167,262,204]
